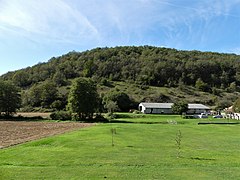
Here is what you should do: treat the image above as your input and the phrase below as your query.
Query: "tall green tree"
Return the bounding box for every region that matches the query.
[53,70,67,86]
[171,101,188,115]
[67,78,99,120]
[27,80,58,108]
[40,81,58,107]
[104,100,119,114]
[27,84,42,107]
[0,81,21,116]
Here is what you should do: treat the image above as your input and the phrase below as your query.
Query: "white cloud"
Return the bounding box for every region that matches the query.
[0,0,100,44]
[136,0,240,49]
[0,0,239,49]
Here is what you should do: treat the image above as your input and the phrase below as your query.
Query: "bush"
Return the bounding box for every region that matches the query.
[50,111,72,121]
[94,114,108,122]
[19,106,34,112]
[133,110,141,114]
[104,112,117,120]
[51,100,64,111]
[100,78,112,87]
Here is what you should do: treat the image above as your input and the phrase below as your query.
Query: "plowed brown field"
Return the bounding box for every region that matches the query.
[0,121,93,149]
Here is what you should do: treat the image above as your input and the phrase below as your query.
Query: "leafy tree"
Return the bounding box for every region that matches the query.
[51,100,64,111]
[0,81,21,116]
[195,78,209,92]
[216,99,232,110]
[27,80,58,108]
[53,70,67,86]
[227,82,237,92]
[103,91,133,112]
[67,78,99,120]
[211,87,221,96]
[40,81,58,107]
[104,100,119,114]
[220,71,230,88]
[27,84,42,107]
[12,71,29,87]
[171,101,188,114]
[233,97,240,113]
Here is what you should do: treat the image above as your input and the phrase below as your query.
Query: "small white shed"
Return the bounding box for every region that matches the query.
[139,103,173,114]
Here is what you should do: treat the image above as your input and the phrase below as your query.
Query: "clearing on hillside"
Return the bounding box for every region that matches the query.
[0,121,93,149]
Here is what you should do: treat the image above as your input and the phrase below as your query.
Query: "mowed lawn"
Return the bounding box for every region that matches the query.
[0,114,240,179]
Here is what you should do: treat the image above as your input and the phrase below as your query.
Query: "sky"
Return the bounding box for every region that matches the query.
[0,0,240,75]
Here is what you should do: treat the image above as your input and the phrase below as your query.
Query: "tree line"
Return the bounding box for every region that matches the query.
[0,77,135,120]
[2,46,240,91]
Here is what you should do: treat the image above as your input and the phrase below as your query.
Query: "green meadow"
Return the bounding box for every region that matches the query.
[1,114,240,179]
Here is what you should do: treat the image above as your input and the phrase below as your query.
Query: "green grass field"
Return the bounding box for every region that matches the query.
[1,114,240,179]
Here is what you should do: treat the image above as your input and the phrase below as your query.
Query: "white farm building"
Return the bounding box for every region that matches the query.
[139,102,210,114]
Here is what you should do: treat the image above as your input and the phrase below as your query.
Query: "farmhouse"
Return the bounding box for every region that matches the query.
[139,102,210,114]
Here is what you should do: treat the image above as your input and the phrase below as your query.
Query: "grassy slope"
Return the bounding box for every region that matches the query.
[0,115,240,179]
[97,81,239,108]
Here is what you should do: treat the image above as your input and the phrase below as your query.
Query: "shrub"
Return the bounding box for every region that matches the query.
[195,78,210,92]
[19,106,34,112]
[51,100,64,111]
[94,114,107,122]
[100,78,112,87]
[133,110,141,114]
[104,112,117,120]
[50,111,72,121]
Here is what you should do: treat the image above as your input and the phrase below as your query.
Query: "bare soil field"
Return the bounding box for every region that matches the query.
[0,121,94,149]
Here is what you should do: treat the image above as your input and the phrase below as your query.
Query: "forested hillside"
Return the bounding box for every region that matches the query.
[2,46,240,88]
[1,46,240,112]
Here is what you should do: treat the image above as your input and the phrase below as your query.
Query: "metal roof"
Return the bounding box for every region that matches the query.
[188,103,210,110]
[139,103,210,110]
[140,103,173,109]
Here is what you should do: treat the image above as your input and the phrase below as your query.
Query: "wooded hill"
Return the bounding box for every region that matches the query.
[1,46,240,111]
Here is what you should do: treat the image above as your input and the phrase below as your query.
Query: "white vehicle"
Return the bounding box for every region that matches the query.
[198,113,208,118]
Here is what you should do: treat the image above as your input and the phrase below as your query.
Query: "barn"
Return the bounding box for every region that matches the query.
[138,102,210,114]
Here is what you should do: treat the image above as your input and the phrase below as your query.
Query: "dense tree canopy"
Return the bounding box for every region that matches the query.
[0,81,21,116]
[2,46,240,90]
[67,78,99,120]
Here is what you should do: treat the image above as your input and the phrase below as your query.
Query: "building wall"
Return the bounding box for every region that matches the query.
[187,109,209,114]
[139,103,210,114]
[139,105,146,113]
[143,108,172,114]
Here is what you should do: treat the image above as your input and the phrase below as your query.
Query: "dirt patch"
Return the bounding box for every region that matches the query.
[0,121,94,149]
[16,112,51,119]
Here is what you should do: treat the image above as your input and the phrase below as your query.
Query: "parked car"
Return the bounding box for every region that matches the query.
[213,115,223,118]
